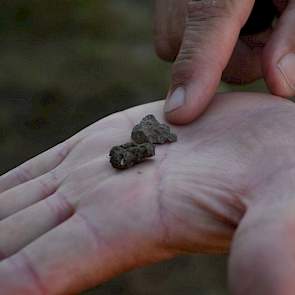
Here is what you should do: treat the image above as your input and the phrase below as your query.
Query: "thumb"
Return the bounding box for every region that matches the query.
[164,0,254,124]
[262,0,295,98]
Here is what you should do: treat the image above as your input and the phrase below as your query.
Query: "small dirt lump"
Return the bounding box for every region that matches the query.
[109,114,177,170]
[131,114,177,144]
[109,142,155,170]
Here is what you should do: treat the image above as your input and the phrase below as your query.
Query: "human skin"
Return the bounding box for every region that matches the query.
[154,0,295,124]
[0,92,295,294]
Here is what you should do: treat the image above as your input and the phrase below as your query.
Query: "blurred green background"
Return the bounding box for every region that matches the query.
[0,1,268,294]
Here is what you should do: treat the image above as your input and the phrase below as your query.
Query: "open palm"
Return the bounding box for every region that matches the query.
[1,92,295,295]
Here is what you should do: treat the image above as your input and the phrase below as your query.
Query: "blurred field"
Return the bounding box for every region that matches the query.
[0,1,268,294]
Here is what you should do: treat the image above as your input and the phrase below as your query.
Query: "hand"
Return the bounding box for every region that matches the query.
[154,0,295,124]
[1,92,295,294]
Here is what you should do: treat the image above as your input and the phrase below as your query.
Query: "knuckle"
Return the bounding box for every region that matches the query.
[172,54,195,86]
[154,38,177,62]
[38,170,59,197]
[38,178,53,197]
[171,0,238,85]
[187,0,236,22]
[47,191,74,223]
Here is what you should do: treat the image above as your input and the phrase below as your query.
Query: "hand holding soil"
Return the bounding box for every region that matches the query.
[1,92,295,294]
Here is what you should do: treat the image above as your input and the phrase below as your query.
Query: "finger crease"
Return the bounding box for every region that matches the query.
[46,192,75,224]
[39,178,57,199]
[17,252,47,294]
[15,165,33,184]
[75,212,113,253]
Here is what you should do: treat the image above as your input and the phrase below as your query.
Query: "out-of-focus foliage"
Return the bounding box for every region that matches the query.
[0,1,170,173]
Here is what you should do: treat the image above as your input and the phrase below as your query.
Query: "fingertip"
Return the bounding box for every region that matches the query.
[154,37,177,62]
[263,48,295,98]
[165,105,202,125]
[277,53,295,95]
[262,2,295,98]
[164,83,214,125]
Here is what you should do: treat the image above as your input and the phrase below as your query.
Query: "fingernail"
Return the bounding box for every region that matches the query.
[277,53,295,91]
[164,87,185,113]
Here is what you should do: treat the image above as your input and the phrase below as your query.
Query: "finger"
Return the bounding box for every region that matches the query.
[0,137,79,194]
[0,209,165,294]
[223,29,273,84]
[0,167,172,294]
[263,0,295,98]
[0,157,111,220]
[164,0,255,124]
[153,0,188,61]
[0,170,60,220]
[0,216,93,295]
[0,191,74,259]
[229,202,295,295]
[222,39,263,84]
[0,156,116,259]
[0,215,112,294]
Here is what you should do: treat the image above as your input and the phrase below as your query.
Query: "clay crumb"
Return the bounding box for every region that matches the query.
[109,114,177,170]
[131,114,177,144]
[109,142,155,170]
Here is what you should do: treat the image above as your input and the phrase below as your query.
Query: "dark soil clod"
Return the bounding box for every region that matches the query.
[109,142,155,169]
[131,114,177,144]
[109,114,177,170]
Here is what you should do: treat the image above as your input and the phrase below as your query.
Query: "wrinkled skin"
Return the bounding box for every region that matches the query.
[154,0,289,84]
[0,92,295,294]
[154,0,295,124]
